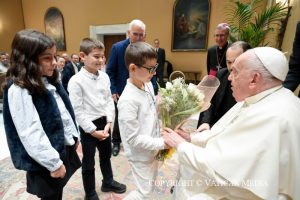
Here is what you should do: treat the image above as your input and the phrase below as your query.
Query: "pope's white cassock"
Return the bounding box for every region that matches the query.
[174,86,300,200]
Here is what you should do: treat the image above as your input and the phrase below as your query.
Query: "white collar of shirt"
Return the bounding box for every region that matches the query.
[127,79,154,97]
[81,67,100,80]
[42,77,56,93]
[244,85,282,107]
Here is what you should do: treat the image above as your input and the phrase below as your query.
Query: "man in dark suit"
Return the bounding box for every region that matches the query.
[198,41,251,130]
[206,23,230,76]
[106,19,146,156]
[153,39,166,88]
[284,21,300,97]
[61,53,80,93]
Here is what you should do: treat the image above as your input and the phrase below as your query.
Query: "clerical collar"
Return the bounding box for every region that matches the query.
[218,42,228,50]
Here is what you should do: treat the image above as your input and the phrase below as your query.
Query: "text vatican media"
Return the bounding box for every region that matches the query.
[149,179,268,187]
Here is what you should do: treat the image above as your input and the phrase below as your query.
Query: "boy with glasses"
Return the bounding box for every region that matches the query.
[118,42,167,199]
[106,19,146,156]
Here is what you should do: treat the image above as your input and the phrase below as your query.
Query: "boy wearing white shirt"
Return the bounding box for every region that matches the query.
[118,42,167,200]
[68,38,126,200]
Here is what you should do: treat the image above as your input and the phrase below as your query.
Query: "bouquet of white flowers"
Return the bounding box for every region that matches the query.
[156,76,220,161]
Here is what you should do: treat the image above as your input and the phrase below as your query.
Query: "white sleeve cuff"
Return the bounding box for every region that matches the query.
[48,160,63,172]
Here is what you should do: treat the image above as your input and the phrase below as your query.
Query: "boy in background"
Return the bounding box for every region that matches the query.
[118,42,167,199]
[68,38,126,200]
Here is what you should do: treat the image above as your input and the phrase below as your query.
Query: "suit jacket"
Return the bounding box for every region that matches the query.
[106,39,130,95]
[156,48,166,86]
[151,47,166,93]
[198,68,236,126]
[283,21,300,97]
[206,43,228,75]
[61,62,78,93]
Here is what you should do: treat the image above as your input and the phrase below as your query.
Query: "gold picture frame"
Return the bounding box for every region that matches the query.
[44,7,66,51]
[172,0,210,51]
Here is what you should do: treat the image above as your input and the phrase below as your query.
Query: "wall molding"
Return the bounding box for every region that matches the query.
[89,24,128,42]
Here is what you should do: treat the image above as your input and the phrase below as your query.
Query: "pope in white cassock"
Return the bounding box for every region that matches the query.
[163,47,300,200]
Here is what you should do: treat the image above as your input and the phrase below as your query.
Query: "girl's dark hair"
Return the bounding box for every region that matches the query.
[3,29,58,94]
[125,42,157,68]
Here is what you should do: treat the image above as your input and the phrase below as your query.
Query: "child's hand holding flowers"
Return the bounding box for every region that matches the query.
[156,76,220,161]
[156,78,204,161]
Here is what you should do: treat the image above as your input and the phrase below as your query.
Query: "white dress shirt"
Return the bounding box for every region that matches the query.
[0,63,7,72]
[68,67,115,133]
[118,80,165,162]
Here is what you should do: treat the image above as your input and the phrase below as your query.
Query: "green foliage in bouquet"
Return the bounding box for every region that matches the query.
[159,78,204,129]
[156,78,204,161]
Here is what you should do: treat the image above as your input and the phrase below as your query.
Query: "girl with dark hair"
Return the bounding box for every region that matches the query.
[2,29,81,200]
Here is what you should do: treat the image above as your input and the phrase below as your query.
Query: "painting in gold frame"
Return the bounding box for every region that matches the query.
[172,0,210,51]
[44,7,66,51]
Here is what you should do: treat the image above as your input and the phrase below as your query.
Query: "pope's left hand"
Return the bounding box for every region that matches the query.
[162,128,186,149]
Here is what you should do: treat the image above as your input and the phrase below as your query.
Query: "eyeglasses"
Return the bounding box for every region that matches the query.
[136,63,158,74]
[132,32,145,37]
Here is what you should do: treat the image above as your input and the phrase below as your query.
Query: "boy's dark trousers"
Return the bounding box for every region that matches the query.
[112,102,121,145]
[80,117,114,197]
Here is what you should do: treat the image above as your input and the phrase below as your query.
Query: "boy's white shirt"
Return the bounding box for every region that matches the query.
[68,67,115,133]
[118,79,165,162]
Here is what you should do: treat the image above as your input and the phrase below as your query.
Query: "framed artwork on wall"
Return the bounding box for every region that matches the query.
[172,0,210,51]
[44,7,66,51]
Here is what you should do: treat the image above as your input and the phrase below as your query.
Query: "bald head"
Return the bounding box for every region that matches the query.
[226,41,251,70]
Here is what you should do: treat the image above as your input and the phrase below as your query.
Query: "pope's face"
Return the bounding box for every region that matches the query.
[228,54,252,102]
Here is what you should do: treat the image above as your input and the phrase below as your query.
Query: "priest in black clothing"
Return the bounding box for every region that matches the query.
[283,21,300,97]
[198,41,251,130]
[206,23,230,76]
